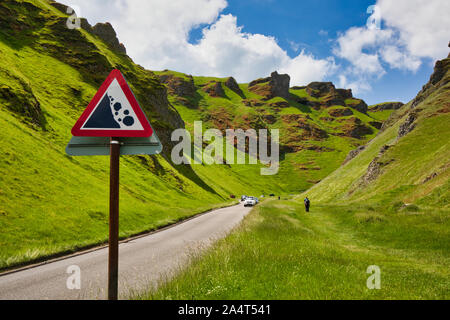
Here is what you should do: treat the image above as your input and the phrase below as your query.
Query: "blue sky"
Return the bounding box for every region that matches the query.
[64,0,449,105]
[198,0,437,104]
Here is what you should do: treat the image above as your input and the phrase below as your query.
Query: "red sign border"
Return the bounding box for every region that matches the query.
[71,69,154,138]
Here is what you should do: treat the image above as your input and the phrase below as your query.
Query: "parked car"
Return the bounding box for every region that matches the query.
[251,196,259,204]
[230,194,236,199]
[243,198,256,207]
[245,196,258,204]
[269,193,275,197]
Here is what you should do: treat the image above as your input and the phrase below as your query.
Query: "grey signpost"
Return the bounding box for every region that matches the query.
[66,69,162,300]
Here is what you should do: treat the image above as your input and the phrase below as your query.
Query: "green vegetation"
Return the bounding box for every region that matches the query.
[138,55,449,299]
[138,200,449,299]
[306,86,449,205]
[1,2,447,304]
[0,0,285,269]
[157,68,389,193]
[3,0,383,269]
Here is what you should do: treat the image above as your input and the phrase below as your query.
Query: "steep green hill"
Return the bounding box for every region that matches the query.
[0,0,391,269]
[305,54,450,206]
[155,70,389,191]
[0,0,271,269]
[140,55,449,300]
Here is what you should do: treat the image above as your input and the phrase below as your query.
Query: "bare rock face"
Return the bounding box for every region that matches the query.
[369,102,404,112]
[369,121,383,129]
[202,81,225,98]
[269,71,291,99]
[225,77,244,97]
[92,22,126,54]
[0,78,44,127]
[348,99,368,113]
[304,82,368,113]
[248,71,290,100]
[398,113,417,138]
[335,88,353,100]
[280,114,328,152]
[80,18,93,33]
[411,54,450,109]
[49,2,125,54]
[343,145,366,165]
[242,99,264,107]
[338,117,373,139]
[158,74,196,97]
[262,114,277,124]
[306,82,336,98]
[361,145,393,184]
[328,107,353,117]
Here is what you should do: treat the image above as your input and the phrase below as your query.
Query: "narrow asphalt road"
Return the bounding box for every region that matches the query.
[0,203,252,300]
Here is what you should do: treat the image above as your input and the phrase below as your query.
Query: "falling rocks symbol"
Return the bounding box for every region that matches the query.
[84,93,135,129]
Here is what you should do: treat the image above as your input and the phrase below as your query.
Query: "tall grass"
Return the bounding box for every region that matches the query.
[138,199,449,300]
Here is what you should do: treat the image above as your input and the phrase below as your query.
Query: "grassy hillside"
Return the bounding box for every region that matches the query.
[0,0,284,269]
[0,0,396,270]
[139,55,450,300]
[155,70,389,191]
[305,56,450,206]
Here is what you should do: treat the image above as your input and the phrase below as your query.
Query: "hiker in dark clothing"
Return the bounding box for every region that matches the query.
[304,197,310,212]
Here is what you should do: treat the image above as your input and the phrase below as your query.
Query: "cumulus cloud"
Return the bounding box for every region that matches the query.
[188,14,335,83]
[61,0,448,95]
[377,0,450,60]
[334,27,392,75]
[61,0,335,85]
[380,45,421,71]
[280,52,337,85]
[334,0,449,93]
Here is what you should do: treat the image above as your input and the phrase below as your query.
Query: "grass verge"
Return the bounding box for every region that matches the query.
[136,199,449,300]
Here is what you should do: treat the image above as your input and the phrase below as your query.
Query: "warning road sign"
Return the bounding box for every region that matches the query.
[66,69,163,299]
[65,134,163,156]
[71,69,153,137]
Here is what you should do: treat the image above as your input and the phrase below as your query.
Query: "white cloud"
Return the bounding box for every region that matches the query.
[288,40,300,52]
[338,74,371,95]
[377,0,450,60]
[61,0,335,86]
[333,0,449,94]
[334,27,392,75]
[380,45,421,71]
[61,0,448,96]
[187,15,335,84]
[280,52,337,85]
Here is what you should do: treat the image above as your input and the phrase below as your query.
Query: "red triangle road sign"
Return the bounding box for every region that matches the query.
[71,69,154,138]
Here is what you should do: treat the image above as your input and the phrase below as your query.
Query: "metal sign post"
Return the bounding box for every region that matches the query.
[108,138,121,300]
[66,69,163,300]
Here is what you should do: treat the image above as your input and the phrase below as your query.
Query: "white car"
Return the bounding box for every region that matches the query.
[243,198,256,207]
[247,196,259,204]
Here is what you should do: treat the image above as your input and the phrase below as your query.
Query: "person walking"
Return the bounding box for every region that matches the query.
[304,196,310,212]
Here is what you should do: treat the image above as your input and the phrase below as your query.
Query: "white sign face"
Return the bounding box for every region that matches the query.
[71,69,154,138]
[81,79,144,131]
